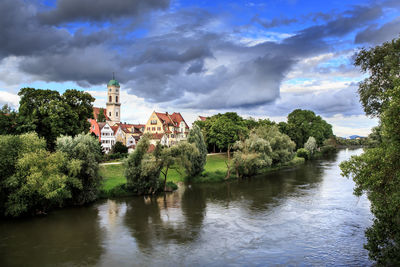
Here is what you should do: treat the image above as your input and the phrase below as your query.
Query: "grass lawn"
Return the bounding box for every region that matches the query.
[99,153,305,192]
[99,164,126,191]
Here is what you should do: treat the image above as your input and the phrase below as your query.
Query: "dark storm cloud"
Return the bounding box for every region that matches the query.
[0,0,69,58]
[38,0,170,24]
[355,17,400,45]
[3,0,400,116]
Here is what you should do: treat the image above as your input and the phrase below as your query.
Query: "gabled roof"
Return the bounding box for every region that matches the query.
[155,111,189,128]
[111,125,119,134]
[98,122,107,130]
[92,107,110,121]
[170,112,189,128]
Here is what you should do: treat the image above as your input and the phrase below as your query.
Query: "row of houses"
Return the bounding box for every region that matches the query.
[89,78,202,153]
[89,107,191,153]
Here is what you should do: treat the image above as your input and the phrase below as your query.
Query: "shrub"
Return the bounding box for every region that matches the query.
[321,145,336,155]
[111,141,128,154]
[304,136,317,155]
[296,148,310,160]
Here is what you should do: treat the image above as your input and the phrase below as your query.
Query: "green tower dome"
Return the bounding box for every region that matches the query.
[108,79,120,87]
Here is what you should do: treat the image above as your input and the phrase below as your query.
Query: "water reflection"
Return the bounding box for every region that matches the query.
[0,148,372,266]
[0,206,103,267]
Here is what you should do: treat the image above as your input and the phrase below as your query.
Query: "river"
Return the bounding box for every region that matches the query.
[0,148,373,266]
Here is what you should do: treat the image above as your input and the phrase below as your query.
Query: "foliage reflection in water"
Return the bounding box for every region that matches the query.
[0,148,373,266]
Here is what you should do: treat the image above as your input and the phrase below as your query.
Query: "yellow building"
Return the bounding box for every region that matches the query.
[144,111,189,146]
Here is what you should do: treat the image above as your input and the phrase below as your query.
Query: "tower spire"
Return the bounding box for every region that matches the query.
[112,72,115,80]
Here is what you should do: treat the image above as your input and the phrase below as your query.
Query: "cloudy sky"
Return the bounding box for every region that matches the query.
[1,0,399,136]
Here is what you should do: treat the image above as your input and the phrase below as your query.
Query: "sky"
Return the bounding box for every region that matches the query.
[1,0,399,137]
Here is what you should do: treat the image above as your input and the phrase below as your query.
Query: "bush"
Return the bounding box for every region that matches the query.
[296,148,310,160]
[111,141,128,154]
[321,145,336,155]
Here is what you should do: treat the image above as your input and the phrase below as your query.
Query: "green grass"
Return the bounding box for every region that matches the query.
[99,164,126,191]
[99,154,305,194]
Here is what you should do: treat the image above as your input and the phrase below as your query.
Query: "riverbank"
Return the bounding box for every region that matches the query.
[99,153,305,197]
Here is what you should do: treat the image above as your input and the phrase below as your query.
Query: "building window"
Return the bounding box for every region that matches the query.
[116,89,119,93]
[147,127,150,131]
[109,96,112,102]
[116,96,118,103]
[116,111,118,117]
[157,127,161,131]
[151,119,157,124]
[152,127,155,131]
[92,125,95,130]
[109,89,111,92]
[109,112,111,116]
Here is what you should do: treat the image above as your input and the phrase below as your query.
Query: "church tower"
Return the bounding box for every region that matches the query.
[106,74,121,125]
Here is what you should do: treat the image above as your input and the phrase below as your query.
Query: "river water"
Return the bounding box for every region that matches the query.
[0,148,373,266]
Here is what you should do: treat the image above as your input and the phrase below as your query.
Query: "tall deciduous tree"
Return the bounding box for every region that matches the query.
[355,37,400,117]
[0,104,18,135]
[280,109,333,149]
[17,88,94,149]
[340,37,400,265]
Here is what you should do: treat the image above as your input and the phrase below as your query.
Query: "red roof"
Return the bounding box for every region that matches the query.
[198,116,208,121]
[92,107,110,121]
[155,111,189,128]
[111,125,119,134]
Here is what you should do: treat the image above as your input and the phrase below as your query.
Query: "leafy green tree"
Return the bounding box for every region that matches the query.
[111,141,128,154]
[281,109,333,149]
[232,133,272,178]
[125,135,161,195]
[56,134,103,205]
[304,136,317,155]
[208,112,248,157]
[254,125,295,165]
[5,149,74,217]
[97,108,106,122]
[354,37,400,116]
[17,88,94,149]
[0,133,79,217]
[340,37,400,265]
[171,142,200,178]
[367,125,382,147]
[187,124,207,176]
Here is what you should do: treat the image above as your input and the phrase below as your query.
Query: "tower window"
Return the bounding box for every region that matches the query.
[109,89,111,92]
[109,112,111,116]
[116,112,118,117]
[109,96,112,102]
[116,96,118,103]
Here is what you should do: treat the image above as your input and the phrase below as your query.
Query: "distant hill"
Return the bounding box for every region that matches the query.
[349,135,365,139]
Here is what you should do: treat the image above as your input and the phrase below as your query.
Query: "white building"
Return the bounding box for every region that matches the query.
[99,122,116,153]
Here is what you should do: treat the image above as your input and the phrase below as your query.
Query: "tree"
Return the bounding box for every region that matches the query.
[232,133,272,179]
[56,134,103,205]
[281,109,333,149]
[17,88,94,149]
[0,133,78,217]
[125,135,161,195]
[354,37,400,117]
[187,124,207,176]
[208,112,248,157]
[254,125,295,165]
[340,37,400,265]
[304,136,317,155]
[97,108,106,122]
[111,141,128,154]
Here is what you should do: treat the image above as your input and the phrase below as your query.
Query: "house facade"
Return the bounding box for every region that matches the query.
[144,111,189,146]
